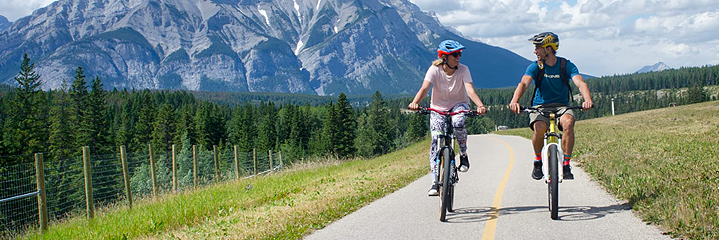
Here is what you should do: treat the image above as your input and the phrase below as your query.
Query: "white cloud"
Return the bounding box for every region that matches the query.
[409,0,719,76]
[0,0,56,21]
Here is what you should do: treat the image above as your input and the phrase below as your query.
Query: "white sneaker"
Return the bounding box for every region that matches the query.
[458,155,470,172]
[427,184,439,196]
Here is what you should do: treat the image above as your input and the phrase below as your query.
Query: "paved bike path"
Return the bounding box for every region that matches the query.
[304,134,670,240]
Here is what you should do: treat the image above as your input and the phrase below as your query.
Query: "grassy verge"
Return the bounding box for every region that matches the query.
[495,101,719,239]
[21,139,430,239]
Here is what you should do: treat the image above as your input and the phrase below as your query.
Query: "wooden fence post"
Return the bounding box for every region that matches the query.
[192,145,198,188]
[82,146,94,219]
[213,145,220,180]
[148,143,157,196]
[279,151,283,168]
[119,146,132,209]
[233,145,239,179]
[269,150,273,171]
[253,148,257,175]
[35,153,47,233]
[172,144,177,192]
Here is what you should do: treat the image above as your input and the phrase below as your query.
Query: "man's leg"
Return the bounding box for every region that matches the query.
[531,121,547,180]
[532,121,547,154]
[560,114,575,179]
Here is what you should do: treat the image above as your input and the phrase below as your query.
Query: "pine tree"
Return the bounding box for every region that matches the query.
[237,103,255,152]
[133,93,155,149]
[354,91,392,157]
[319,101,337,156]
[194,102,212,149]
[89,76,111,153]
[368,91,392,155]
[69,66,92,149]
[46,86,78,218]
[354,111,375,157]
[686,82,707,104]
[335,93,356,158]
[66,66,96,211]
[255,113,276,153]
[151,103,176,152]
[115,104,134,148]
[3,53,47,158]
[407,112,427,141]
[207,103,227,147]
[174,105,196,146]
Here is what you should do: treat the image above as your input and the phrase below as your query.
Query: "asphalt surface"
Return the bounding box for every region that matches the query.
[304,134,671,240]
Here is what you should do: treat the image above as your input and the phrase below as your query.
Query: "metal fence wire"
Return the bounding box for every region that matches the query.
[0,156,37,237]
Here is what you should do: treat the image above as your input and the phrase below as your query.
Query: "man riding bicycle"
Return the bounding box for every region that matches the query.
[509,32,594,180]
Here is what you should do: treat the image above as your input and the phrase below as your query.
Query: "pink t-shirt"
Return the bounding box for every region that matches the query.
[424,63,472,111]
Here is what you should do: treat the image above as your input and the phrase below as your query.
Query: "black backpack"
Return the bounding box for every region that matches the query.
[532,57,572,106]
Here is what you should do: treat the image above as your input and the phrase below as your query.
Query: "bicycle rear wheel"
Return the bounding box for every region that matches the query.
[548,145,559,220]
[439,147,452,222]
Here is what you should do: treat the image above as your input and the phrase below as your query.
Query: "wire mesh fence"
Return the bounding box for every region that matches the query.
[0,144,283,237]
[0,155,38,238]
[43,153,86,223]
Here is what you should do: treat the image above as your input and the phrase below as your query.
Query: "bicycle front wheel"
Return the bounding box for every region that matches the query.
[439,147,452,222]
[548,144,559,220]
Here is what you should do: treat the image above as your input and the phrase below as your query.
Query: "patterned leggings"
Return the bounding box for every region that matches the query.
[429,103,469,183]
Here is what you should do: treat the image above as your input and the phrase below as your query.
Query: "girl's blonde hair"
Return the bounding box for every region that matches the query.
[432,58,444,67]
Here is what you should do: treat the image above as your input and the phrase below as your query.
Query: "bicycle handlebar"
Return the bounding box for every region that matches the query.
[416,107,479,117]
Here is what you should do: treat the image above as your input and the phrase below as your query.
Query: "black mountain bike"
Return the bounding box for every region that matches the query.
[419,107,477,222]
[521,105,582,219]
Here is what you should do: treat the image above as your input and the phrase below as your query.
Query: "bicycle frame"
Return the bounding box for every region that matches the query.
[420,108,473,184]
[541,111,564,183]
[523,105,582,220]
[419,107,476,222]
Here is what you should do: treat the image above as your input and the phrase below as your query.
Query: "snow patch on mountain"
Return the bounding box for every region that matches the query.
[258,7,270,26]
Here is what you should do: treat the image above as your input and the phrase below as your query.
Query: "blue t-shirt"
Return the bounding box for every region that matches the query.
[524,58,579,105]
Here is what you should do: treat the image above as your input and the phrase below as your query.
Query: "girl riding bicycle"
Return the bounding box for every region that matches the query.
[408,40,487,196]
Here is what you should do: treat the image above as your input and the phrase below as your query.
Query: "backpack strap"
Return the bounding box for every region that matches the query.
[531,62,545,106]
[559,57,573,104]
[532,57,573,106]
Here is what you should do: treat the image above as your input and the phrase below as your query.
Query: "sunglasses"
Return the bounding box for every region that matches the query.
[449,51,462,58]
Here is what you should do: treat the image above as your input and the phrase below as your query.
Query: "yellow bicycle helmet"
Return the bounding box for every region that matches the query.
[529,32,559,51]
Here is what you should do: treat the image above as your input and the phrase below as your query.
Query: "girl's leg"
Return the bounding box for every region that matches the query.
[429,111,446,183]
[451,103,470,156]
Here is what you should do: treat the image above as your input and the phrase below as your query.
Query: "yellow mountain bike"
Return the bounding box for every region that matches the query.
[522,105,582,220]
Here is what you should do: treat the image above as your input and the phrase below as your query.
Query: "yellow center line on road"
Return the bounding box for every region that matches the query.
[481,136,515,240]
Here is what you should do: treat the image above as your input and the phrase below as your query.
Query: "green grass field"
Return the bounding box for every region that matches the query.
[496,100,719,239]
[21,101,718,239]
[21,140,429,239]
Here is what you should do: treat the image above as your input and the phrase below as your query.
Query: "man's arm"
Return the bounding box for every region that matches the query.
[509,75,534,114]
[571,75,593,110]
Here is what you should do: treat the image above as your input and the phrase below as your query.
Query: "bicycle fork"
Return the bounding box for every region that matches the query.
[436,137,458,185]
[541,135,564,183]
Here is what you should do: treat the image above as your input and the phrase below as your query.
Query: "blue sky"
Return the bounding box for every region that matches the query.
[408,0,719,77]
[2,0,718,77]
[0,0,56,22]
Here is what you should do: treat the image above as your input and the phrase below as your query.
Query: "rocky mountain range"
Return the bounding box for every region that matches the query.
[0,15,11,32]
[0,0,530,95]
